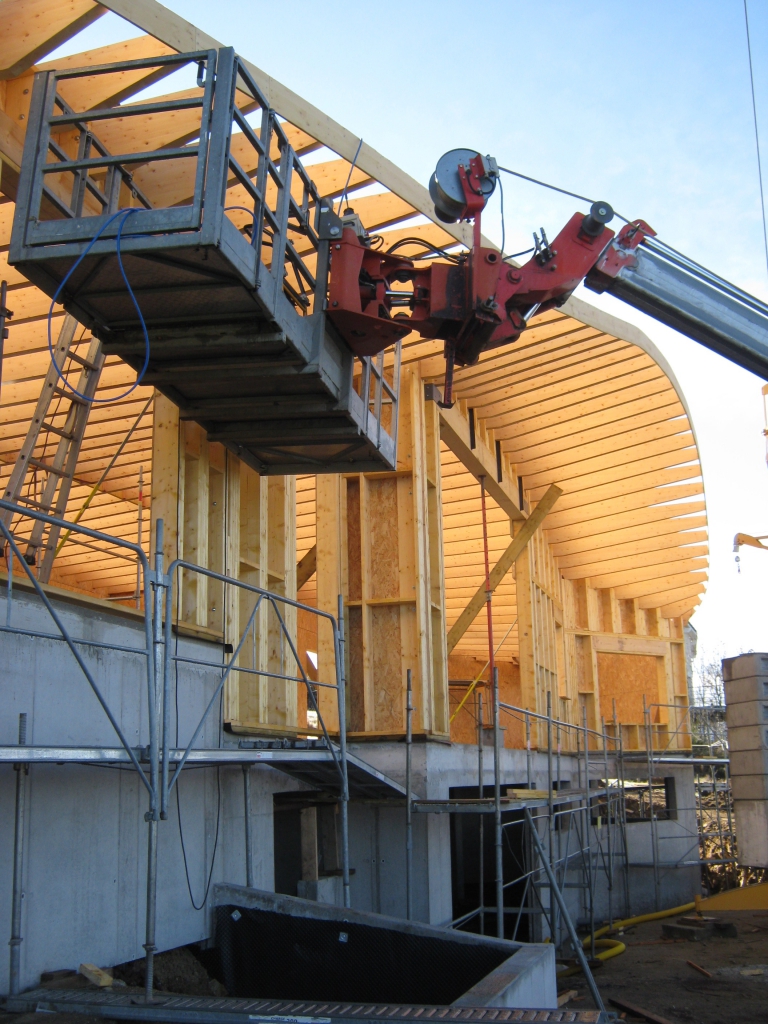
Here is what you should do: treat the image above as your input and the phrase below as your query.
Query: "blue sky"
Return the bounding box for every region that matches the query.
[52,1,768,666]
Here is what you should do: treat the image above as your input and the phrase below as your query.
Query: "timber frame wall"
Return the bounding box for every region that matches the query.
[150,395,300,737]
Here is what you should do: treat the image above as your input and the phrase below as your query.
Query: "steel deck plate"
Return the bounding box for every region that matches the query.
[0,745,405,801]
[3,988,605,1023]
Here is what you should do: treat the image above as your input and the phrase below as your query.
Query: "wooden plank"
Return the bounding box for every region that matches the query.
[592,635,670,657]
[585,555,708,591]
[5,36,179,128]
[533,466,702,518]
[660,595,702,619]
[296,543,317,590]
[549,509,707,556]
[133,152,371,212]
[608,997,676,1024]
[446,484,561,654]
[0,106,26,174]
[556,527,708,571]
[521,428,696,488]
[527,444,699,500]
[149,392,179,569]
[315,473,343,733]
[615,572,708,603]
[437,399,523,521]
[181,420,208,626]
[455,347,655,408]
[495,389,684,451]
[543,486,705,538]
[638,581,707,610]
[505,397,685,464]
[339,191,416,231]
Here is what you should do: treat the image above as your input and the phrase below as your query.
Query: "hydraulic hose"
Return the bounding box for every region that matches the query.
[560,900,697,974]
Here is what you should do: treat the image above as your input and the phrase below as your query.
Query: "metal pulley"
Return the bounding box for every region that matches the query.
[429,149,498,223]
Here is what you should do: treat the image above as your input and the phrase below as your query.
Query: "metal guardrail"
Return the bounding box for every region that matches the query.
[0,498,350,999]
[11,47,402,474]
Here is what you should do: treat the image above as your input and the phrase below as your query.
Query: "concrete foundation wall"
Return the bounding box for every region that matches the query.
[0,586,704,996]
[0,588,287,993]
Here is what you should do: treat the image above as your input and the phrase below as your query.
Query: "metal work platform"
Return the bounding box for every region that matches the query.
[412,788,604,814]
[3,989,605,1023]
[10,48,399,474]
[0,742,405,801]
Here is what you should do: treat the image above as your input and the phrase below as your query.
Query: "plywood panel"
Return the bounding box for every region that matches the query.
[596,651,659,727]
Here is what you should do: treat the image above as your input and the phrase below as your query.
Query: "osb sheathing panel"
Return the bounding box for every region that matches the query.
[448,655,523,748]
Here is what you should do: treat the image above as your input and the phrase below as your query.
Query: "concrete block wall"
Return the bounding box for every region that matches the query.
[723,652,768,867]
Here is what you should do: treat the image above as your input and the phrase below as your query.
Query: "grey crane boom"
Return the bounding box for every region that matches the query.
[586,234,768,380]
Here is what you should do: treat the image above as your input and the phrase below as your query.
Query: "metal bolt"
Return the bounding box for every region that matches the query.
[335,244,341,250]
[332,301,338,306]
[330,226,340,236]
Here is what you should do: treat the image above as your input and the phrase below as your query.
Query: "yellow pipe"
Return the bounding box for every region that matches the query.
[591,900,696,942]
[590,937,625,961]
[560,901,696,975]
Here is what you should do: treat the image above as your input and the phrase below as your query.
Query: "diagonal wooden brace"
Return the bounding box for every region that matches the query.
[446,483,562,654]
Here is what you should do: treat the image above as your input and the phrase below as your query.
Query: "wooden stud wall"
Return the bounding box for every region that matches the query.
[149,396,299,736]
[315,368,449,739]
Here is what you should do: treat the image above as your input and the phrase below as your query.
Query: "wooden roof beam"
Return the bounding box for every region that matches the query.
[585,555,709,591]
[5,36,180,127]
[640,582,707,612]
[543,482,704,535]
[513,415,694,475]
[433,392,524,522]
[530,463,702,513]
[661,595,703,619]
[502,399,686,462]
[613,570,708,603]
[549,512,707,560]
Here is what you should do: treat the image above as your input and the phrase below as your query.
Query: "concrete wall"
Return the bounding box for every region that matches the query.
[619,764,700,916]
[0,586,294,993]
[352,740,701,936]
[0,584,703,996]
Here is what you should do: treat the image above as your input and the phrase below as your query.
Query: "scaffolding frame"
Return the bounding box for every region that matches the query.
[0,498,354,1001]
[409,682,739,965]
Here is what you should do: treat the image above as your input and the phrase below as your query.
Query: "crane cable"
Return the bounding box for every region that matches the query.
[744,0,768,283]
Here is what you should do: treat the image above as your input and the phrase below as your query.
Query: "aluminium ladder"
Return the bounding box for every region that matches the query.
[0,314,104,581]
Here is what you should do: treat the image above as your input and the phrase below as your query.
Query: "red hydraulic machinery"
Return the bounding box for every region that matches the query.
[325,148,768,405]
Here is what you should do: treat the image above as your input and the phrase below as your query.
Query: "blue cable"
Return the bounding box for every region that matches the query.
[47,207,151,404]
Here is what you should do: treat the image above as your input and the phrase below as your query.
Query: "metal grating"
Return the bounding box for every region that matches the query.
[4,989,605,1023]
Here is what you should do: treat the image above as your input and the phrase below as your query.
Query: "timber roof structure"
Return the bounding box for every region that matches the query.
[0,0,707,645]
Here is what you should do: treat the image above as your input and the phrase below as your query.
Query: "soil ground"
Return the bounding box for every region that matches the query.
[560,910,768,1023]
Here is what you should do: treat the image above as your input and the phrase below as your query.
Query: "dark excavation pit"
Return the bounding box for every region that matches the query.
[214,898,520,1004]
